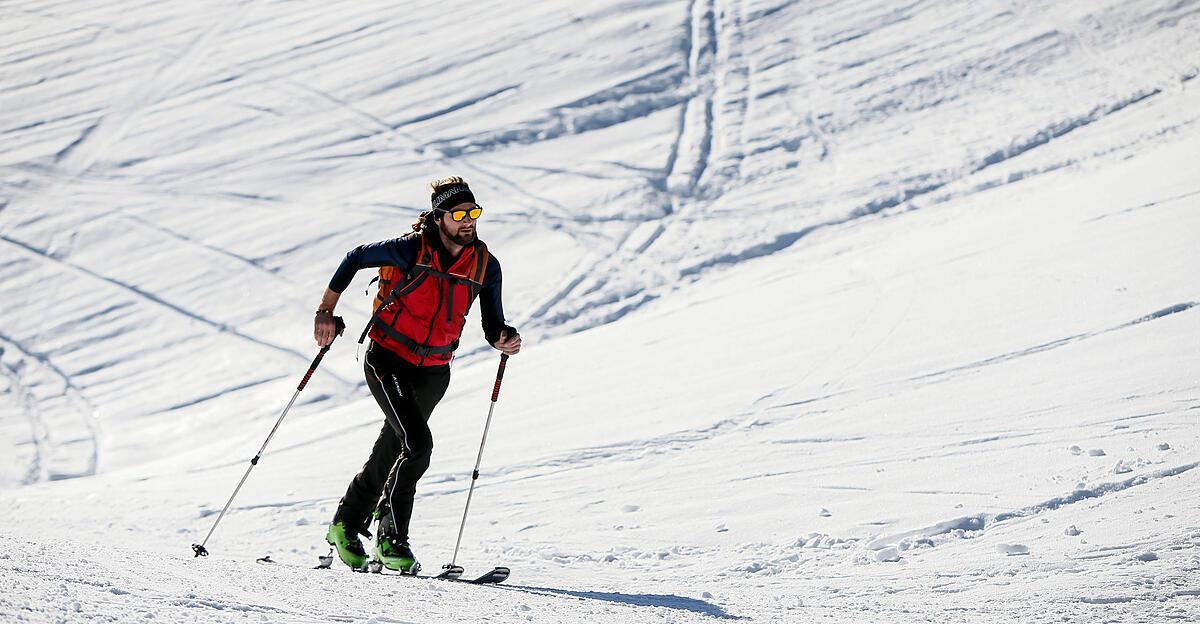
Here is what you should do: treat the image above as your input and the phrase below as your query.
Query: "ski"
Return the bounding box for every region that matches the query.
[367,561,509,584]
[461,566,509,584]
[312,550,508,584]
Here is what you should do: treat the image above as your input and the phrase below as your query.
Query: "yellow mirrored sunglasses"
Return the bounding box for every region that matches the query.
[441,205,482,222]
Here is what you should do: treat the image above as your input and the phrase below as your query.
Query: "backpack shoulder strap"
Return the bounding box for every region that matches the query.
[412,233,434,268]
[470,241,488,284]
[465,240,489,306]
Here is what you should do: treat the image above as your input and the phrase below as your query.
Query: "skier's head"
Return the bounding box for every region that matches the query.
[414,176,481,246]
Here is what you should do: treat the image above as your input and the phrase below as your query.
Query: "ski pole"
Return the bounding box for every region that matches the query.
[445,353,509,570]
[192,316,345,558]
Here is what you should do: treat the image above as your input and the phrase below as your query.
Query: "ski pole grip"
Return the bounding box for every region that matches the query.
[299,316,345,391]
[491,353,508,402]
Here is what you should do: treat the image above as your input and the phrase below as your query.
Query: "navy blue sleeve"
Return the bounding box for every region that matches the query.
[479,252,514,344]
[328,237,419,294]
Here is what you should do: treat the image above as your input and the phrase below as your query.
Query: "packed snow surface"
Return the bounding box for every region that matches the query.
[2,0,1200,622]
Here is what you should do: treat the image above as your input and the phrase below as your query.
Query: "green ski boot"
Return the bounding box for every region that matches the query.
[375,535,419,574]
[325,522,368,570]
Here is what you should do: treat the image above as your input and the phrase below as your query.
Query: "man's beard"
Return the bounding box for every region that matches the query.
[440,222,476,246]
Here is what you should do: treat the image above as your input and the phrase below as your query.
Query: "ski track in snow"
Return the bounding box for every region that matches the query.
[2,1,1200,622]
[0,332,99,484]
[906,300,1200,386]
[505,0,1200,340]
[0,233,332,370]
[866,461,1200,552]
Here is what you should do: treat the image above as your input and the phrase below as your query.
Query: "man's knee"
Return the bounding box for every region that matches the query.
[397,439,432,471]
[406,431,434,461]
[408,443,433,467]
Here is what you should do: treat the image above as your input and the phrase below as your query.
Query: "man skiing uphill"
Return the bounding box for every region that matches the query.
[313,176,521,572]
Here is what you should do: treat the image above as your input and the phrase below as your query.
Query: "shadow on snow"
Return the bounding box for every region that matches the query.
[500,584,747,620]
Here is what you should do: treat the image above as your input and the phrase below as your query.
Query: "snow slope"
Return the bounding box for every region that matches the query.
[2,0,1199,622]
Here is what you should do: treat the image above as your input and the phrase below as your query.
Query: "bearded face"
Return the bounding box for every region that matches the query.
[437,203,478,246]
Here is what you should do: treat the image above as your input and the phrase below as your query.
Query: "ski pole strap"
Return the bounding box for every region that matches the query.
[491,353,508,402]
[299,316,345,391]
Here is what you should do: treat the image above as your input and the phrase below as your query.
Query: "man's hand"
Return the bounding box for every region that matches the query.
[492,328,521,356]
[314,288,343,347]
[314,311,341,347]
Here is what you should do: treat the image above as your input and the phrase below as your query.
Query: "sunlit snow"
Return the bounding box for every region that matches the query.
[2,1,1199,622]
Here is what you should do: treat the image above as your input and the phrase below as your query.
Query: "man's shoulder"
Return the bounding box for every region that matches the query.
[359,232,422,269]
[363,232,420,248]
[391,232,424,254]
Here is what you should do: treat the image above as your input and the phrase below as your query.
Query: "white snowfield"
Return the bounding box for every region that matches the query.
[2,0,1199,622]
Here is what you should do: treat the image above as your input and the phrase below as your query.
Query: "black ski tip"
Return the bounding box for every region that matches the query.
[468,566,509,584]
[191,544,208,558]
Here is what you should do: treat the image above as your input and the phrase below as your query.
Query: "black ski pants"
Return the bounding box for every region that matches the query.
[333,342,450,542]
